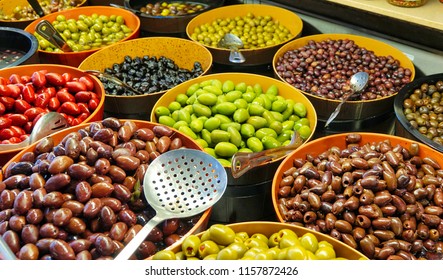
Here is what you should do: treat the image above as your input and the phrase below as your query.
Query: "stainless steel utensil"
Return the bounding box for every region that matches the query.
[324,71,369,127]
[35,20,73,52]
[114,149,227,260]
[84,70,144,95]
[231,131,303,178]
[27,0,45,18]
[0,112,68,152]
[0,235,17,260]
[217,33,246,64]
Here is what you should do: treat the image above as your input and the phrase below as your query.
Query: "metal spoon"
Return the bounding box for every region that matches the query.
[324,72,369,128]
[114,149,227,260]
[35,20,73,52]
[27,0,45,18]
[231,131,303,178]
[217,33,246,64]
[0,112,68,152]
[84,70,144,96]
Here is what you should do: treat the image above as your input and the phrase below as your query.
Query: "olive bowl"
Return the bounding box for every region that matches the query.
[0,119,212,260]
[394,73,443,153]
[0,27,40,69]
[155,221,369,260]
[150,72,317,223]
[78,36,213,120]
[0,0,88,30]
[24,5,141,67]
[186,4,303,66]
[125,0,225,35]
[0,63,105,166]
[272,132,443,260]
[272,34,415,132]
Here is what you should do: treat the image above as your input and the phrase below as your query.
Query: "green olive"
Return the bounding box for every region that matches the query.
[181,235,201,257]
[208,224,236,246]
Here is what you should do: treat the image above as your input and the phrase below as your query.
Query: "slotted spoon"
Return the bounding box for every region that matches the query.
[114,149,227,260]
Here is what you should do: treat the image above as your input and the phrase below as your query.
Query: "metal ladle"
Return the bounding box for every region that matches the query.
[27,0,45,17]
[114,149,227,260]
[0,112,68,152]
[324,71,369,128]
[217,33,246,64]
[84,70,144,96]
[231,131,303,178]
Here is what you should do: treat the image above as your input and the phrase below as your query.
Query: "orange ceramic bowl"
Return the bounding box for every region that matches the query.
[0,0,87,30]
[78,36,213,120]
[0,64,105,165]
[186,4,303,66]
[272,34,416,123]
[0,119,212,260]
[272,132,443,259]
[162,221,368,260]
[24,6,140,67]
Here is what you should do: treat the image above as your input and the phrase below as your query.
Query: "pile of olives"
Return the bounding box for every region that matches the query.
[33,13,133,52]
[0,0,83,21]
[153,224,345,260]
[101,55,204,96]
[154,78,312,166]
[402,80,443,145]
[189,13,293,49]
[138,1,208,17]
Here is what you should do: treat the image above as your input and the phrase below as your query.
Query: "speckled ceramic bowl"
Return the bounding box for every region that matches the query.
[186,4,303,66]
[24,6,140,67]
[78,36,213,120]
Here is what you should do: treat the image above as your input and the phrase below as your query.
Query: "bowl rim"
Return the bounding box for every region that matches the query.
[23,5,141,56]
[272,33,416,104]
[0,27,39,69]
[124,0,225,19]
[78,36,213,98]
[393,72,443,153]
[185,3,303,53]
[0,63,105,154]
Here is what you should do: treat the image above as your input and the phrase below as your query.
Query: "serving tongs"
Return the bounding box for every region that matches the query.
[35,20,73,52]
[231,131,303,178]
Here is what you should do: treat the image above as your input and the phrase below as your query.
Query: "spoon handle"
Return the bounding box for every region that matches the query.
[231,132,303,178]
[114,215,164,260]
[229,48,245,64]
[324,94,351,128]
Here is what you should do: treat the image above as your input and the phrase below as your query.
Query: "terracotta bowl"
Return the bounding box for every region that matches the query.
[24,6,140,67]
[162,221,368,260]
[0,0,87,30]
[272,34,415,128]
[272,132,443,259]
[0,64,105,165]
[394,73,443,153]
[186,4,303,66]
[150,72,317,185]
[0,119,212,260]
[0,27,39,69]
[125,0,225,34]
[78,36,213,120]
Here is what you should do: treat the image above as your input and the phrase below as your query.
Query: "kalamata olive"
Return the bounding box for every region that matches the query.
[69,239,92,254]
[21,224,39,244]
[8,215,26,232]
[49,239,75,260]
[13,190,33,215]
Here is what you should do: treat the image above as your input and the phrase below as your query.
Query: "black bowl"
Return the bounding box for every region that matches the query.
[0,27,39,69]
[394,73,443,153]
[124,0,224,34]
